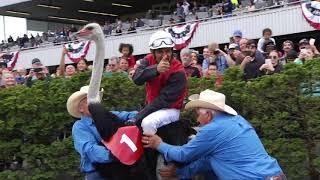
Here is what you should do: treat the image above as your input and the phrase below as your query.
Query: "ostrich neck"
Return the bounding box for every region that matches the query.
[88,35,105,104]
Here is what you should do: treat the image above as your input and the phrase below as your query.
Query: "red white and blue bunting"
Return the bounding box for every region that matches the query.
[64,41,91,63]
[302,1,320,30]
[164,22,199,50]
[0,51,19,70]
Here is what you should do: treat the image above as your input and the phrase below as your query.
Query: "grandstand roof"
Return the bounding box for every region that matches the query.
[0,0,171,24]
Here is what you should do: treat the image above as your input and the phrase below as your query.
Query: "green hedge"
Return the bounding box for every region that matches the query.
[0,61,319,180]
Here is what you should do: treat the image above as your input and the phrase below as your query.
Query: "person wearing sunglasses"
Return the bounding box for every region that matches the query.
[132,30,187,136]
[259,50,283,75]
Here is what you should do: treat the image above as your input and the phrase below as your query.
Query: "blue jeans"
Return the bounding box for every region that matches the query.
[85,171,105,180]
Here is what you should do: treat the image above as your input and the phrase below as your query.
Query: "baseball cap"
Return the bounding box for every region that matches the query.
[233,30,243,38]
[32,58,42,65]
[228,43,238,49]
[299,39,309,46]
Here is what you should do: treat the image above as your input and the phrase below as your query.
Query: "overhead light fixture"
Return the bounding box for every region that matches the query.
[83,0,94,2]
[6,10,30,16]
[37,4,61,10]
[112,3,132,8]
[48,16,88,23]
[78,10,118,17]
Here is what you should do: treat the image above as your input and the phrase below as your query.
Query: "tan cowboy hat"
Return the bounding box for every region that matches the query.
[66,85,104,118]
[185,89,238,116]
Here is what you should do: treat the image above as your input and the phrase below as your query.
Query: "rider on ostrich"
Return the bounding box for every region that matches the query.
[67,23,137,180]
[132,31,187,135]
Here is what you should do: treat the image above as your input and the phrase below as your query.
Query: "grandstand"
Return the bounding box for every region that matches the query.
[0,0,318,69]
[0,1,320,179]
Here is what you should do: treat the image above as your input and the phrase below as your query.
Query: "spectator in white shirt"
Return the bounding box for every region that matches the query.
[257,28,276,53]
[182,0,191,17]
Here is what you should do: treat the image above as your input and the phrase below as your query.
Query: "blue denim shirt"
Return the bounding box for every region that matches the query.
[72,111,137,173]
[158,113,283,179]
[202,56,229,74]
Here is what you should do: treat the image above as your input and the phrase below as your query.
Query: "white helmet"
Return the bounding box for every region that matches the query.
[149,31,175,50]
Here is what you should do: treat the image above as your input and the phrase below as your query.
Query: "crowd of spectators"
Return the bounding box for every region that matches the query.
[0,25,78,52]
[0,27,318,92]
[0,0,301,53]
[105,0,296,34]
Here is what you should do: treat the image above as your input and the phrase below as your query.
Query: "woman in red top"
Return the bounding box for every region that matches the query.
[119,43,135,68]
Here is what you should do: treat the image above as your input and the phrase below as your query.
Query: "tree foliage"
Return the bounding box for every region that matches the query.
[0,61,319,179]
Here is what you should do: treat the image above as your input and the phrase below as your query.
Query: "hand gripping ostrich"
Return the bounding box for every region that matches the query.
[73,23,124,141]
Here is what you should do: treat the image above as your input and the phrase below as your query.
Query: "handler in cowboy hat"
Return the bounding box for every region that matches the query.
[142,89,286,180]
[68,85,137,180]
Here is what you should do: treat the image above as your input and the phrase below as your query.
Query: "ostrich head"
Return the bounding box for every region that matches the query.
[73,23,104,42]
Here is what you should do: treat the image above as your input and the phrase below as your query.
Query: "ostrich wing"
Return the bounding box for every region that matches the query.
[89,103,124,141]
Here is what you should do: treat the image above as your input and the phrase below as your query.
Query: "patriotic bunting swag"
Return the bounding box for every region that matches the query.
[302,1,320,30]
[64,41,91,63]
[0,51,19,70]
[165,22,199,50]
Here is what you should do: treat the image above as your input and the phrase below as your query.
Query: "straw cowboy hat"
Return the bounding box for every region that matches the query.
[185,89,238,116]
[66,85,104,118]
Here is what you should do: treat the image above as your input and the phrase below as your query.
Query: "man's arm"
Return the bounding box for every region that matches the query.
[135,71,186,123]
[72,122,113,164]
[132,58,159,85]
[176,157,215,179]
[59,48,66,77]
[111,111,138,121]
[221,52,235,66]
[257,38,264,52]
[202,58,209,71]
[157,125,221,164]
[240,56,252,70]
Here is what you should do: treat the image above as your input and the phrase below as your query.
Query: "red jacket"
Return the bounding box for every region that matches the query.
[144,54,187,109]
[133,54,187,122]
[126,55,135,68]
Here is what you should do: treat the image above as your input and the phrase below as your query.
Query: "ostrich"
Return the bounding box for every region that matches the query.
[73,23,195,180]
[73,23,138,179]
[73,23,124,142]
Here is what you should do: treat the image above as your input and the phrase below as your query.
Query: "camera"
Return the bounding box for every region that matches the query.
[33,68,43,73]
[214,50,220,55]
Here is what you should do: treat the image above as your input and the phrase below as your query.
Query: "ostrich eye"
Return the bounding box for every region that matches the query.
[86,26,94,31]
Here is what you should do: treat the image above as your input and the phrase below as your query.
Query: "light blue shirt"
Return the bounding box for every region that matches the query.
[158,113,283,179]
[202,56,229,74]
[72,111,137,173]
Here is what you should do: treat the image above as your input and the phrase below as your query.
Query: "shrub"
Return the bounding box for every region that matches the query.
[0,61,319,179]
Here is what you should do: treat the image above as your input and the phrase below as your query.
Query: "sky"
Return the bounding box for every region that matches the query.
[0,16,28,42]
